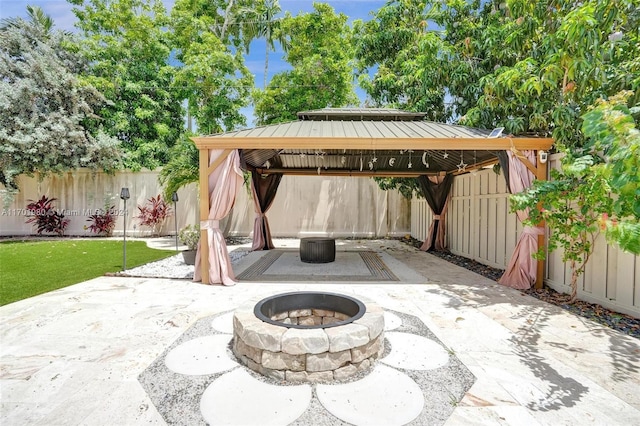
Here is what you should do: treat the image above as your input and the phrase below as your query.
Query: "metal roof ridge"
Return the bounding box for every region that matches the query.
[202,118,554,139]
[202,119,301,137]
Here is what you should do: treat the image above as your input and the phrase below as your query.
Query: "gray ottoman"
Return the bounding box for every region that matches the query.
[300,237,336,263]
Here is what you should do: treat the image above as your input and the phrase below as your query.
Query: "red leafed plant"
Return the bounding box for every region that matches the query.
[25,195,70,236]
[135,194,172,236]
[85,206,117,236]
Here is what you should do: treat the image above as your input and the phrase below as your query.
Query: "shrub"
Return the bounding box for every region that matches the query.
[25,195,70,236]
[135,194,172,236]
[178,224,200,251]
[85,206,117,236]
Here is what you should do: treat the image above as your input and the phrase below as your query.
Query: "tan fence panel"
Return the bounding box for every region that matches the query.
[410,193,434,244]
[228,175,411,238]
[411,156,639,317]
[442,169,519,269]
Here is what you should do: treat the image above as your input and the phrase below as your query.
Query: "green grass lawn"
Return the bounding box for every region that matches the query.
[0,239,176,306]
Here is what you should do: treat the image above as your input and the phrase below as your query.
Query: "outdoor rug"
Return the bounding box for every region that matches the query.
[236,250,399,282]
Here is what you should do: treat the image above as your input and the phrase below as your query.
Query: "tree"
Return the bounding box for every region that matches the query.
[70,0,184,171]
[159,0,255,196]
[511,153,612,303]
[511,92,639,303]
[0,6,121,191]
[354,0,639,196]
[353,0,446,119]
[158,133,199,200]
[240,0,289,88]
[253,3,358,125]
[353,0,639,299]
[459,0,640,147]
[579,92,639,255]
[170,0,254,134]
[353,0,515,197]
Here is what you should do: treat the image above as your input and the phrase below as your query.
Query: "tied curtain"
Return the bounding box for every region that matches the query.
[417,174,454,251]
[498,150,543,289]
[250,171,283,251]
[194,149,243,286]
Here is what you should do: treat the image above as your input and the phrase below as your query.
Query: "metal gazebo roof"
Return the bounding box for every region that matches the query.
[191,108,553,177]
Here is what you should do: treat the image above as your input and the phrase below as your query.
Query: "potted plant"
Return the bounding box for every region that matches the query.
[179,224,200,265]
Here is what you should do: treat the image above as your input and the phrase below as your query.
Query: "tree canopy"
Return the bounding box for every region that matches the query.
[0,6,121,190]
[170,0,254,134]
[358,0,638,143]
[253,2,358,125]
[354,0,639,197]
[70,0,184,171]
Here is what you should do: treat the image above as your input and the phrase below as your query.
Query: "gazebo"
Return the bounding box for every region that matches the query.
[191,108,553,288]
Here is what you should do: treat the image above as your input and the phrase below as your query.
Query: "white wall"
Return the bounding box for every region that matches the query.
[1,170,199,237]
[1,171,411,239]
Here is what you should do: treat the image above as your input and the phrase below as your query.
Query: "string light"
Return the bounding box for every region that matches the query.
[471,150,477,175]
[456,151,467,172]
[421,151,429,168]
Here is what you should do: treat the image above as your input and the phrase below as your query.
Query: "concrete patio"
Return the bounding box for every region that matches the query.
[1,239,639,425]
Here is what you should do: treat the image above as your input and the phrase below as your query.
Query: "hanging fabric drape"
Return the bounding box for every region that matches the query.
[194,149,243,286]
[498,150,541,289]
[250,171,283,251]
[496,151,512,193]
[417,174,454,251]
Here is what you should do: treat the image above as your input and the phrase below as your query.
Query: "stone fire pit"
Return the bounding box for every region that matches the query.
[232,292,384,382]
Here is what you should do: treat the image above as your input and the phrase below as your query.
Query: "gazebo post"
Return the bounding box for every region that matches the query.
[199,148,210,284]
[535,155,548,290]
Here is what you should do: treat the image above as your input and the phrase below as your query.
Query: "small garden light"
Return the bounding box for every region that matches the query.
[120,187,130,271]
[171,192,179,251]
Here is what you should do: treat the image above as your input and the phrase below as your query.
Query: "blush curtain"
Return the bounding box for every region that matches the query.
[417,174,454,251]
[194,149,243,286]
[498,150,542,289]
[250,171,283,251]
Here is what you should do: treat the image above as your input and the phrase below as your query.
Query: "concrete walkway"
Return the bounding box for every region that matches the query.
[1,239,639,425]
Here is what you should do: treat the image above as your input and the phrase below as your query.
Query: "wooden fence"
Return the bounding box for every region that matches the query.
[411,155,639,317]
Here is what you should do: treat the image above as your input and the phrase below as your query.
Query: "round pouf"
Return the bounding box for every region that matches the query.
[300,237,336,263]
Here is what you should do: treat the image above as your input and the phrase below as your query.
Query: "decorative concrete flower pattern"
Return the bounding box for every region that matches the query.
[140,307,475,425]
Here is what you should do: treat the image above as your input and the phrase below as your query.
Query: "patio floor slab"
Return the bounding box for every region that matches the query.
[1,239,639,425]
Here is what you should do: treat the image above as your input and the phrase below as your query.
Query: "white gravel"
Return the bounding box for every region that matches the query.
[123,249,250,279]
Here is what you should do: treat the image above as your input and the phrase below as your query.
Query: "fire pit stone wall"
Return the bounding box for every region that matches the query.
[232,296,385,382]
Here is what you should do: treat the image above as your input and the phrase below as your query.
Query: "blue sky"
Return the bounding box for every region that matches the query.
[1,0,388,126]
